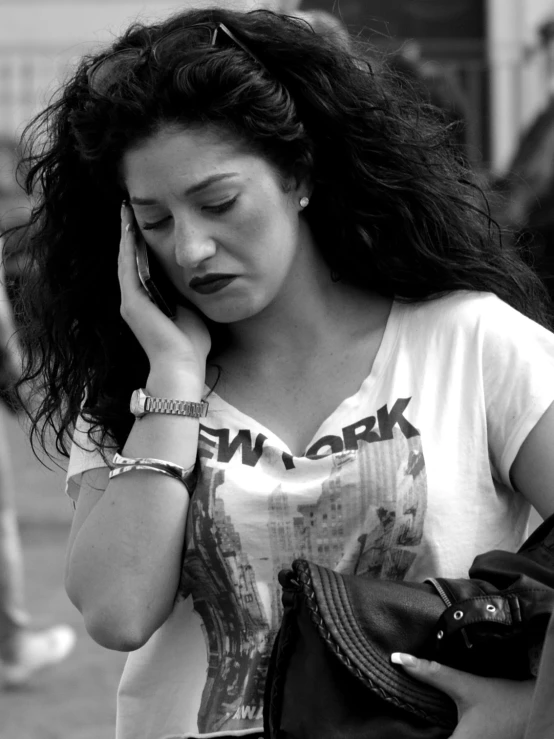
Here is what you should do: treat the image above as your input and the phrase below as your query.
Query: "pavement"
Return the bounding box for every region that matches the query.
[0,406,125,739]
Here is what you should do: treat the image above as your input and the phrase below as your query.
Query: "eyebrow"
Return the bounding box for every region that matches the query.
[129,173,239,205]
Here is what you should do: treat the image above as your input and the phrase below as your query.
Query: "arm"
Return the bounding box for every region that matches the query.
[394,306,554,737]
[391,414,552,737]
[524,612,554,739]
[65,206,211,651]
[65,381,202,652]
[510,400,554,520]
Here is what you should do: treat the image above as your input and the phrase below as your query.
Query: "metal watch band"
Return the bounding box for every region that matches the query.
[144,396,209,418]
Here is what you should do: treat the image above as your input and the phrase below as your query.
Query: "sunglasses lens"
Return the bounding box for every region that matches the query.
[88,49,142,94]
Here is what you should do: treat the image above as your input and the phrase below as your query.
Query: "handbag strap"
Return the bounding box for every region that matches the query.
[432,577,554,650]
[435,590,520,645]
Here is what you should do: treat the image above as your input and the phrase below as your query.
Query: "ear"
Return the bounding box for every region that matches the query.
[292,152,314,199]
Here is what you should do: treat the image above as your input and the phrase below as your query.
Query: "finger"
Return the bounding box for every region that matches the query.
[390,653,471,703]
[119,203,140,291]
[119,201,129,268]
[119,200,130,254]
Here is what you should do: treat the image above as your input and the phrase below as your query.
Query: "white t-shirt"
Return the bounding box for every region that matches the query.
[67,291,554,739]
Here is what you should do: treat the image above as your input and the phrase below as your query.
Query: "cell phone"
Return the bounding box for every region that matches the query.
[134,233,177,319]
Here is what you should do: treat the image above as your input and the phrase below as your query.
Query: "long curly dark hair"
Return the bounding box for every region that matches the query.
[9,7,552,460]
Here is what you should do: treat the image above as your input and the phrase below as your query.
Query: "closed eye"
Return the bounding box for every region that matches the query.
[203,196,238,214]
[141,196,238,229]
[141,216,171,231]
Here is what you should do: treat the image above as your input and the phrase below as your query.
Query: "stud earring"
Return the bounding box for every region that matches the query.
[299,196,310,208]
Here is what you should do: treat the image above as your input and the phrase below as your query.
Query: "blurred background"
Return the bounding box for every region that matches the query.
[0,1,552,737]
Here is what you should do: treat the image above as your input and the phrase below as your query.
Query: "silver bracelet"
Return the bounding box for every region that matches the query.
[109,463,182,482]
[110,452,194,484]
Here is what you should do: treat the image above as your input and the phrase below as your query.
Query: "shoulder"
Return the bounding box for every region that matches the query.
[399,290,550,340]
[400,289,501,320]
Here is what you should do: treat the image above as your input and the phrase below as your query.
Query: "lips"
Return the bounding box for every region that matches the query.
[189,274,237,295]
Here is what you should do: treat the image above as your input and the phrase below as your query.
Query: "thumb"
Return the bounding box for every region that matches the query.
[391,653,470,704]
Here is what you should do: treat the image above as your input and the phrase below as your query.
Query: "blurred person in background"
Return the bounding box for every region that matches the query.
[280,3,471,164]
[382,41,471,166]
[8,6,554,739]
[277,0,352,50]
[290,8,352,51]
[492,98,554,304]
[0,231,75,688]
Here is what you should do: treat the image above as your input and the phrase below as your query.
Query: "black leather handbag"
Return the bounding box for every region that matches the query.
[264,513,554,739]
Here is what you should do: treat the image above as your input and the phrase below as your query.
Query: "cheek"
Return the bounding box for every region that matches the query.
[237,204,298,264]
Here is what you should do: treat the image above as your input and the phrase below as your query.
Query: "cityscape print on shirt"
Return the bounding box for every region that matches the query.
[179,397,427,734]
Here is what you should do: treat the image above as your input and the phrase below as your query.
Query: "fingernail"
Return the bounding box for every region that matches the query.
[391,653,418,667]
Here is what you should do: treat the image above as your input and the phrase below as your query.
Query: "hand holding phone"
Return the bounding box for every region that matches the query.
[120,204,212,373]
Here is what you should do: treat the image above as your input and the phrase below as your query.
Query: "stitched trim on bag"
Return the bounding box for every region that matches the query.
[294,560,455,730]
[324,564,437,702]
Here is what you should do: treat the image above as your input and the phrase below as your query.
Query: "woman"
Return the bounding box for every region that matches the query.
[12,7,554,739]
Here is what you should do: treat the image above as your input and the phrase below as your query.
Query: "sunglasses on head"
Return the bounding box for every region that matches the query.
[87,22,266,94]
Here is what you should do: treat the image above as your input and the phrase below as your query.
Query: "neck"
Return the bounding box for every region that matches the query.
[214,235,389,364]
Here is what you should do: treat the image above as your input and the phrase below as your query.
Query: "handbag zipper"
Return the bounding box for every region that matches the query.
[426,577,473,649]
[425,577,453,607]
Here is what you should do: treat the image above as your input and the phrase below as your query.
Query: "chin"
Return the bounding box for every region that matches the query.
[202,299,265,325]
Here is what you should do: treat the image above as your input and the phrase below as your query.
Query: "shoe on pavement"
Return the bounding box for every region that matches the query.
[2,625,76,688]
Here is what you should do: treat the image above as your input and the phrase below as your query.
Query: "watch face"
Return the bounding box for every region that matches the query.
[130,389,146,417]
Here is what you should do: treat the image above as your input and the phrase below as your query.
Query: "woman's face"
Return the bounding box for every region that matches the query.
[121,125,310,324]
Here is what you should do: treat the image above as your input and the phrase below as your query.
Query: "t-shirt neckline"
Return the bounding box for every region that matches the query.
[204,300,403,457]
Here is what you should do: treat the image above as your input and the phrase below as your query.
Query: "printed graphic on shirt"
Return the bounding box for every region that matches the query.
[179,398,427,735]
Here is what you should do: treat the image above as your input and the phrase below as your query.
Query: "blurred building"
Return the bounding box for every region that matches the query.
[0,0,280,138]
[302,0,554,173]
[488,0,553,174]
[0,0,552,176]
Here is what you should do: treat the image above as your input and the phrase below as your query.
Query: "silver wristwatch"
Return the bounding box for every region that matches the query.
[130,388,209,419]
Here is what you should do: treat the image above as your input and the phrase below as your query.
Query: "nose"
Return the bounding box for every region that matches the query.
[173,216,216,268]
